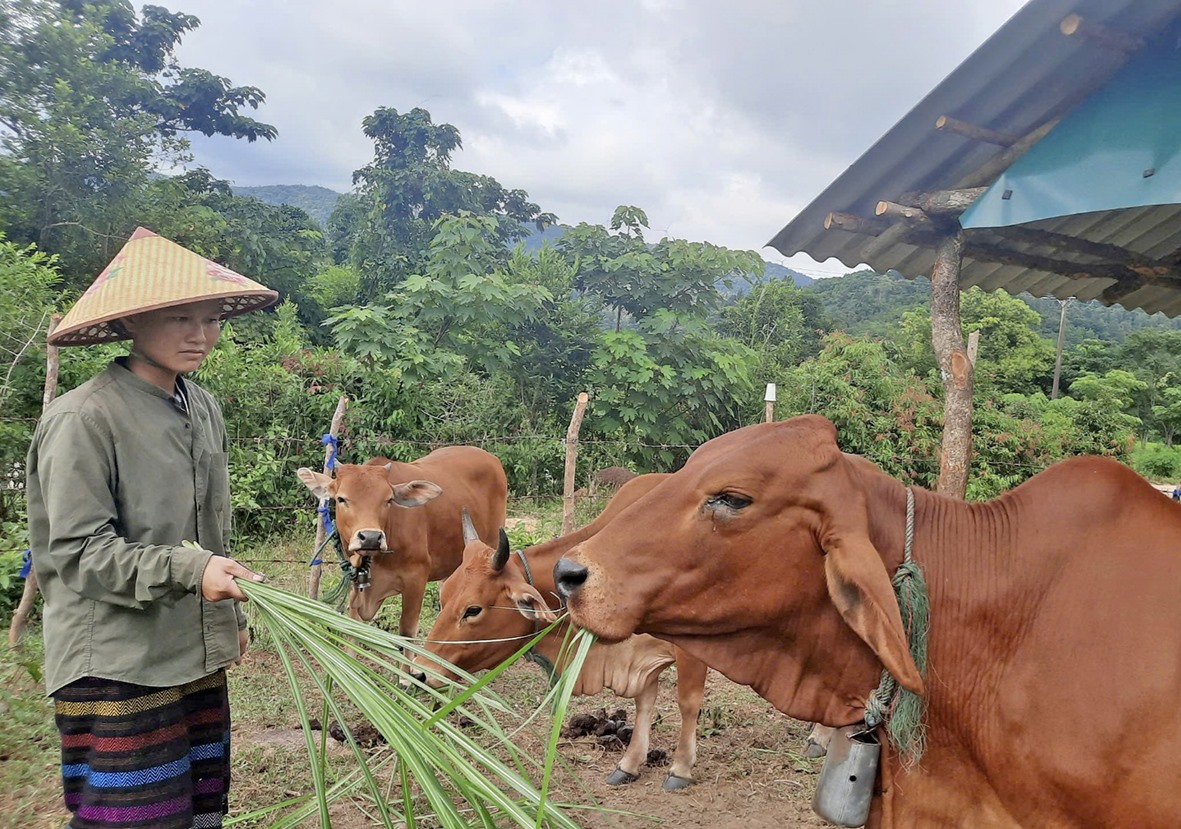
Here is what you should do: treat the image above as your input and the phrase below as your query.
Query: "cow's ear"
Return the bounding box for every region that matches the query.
[297,467,333,500]
[392,479,443,507]
[509,584,558,623]
[823,534,924,695]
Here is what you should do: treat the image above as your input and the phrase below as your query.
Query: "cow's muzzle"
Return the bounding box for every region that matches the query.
[350,529,387,552]
[553,557,588,598]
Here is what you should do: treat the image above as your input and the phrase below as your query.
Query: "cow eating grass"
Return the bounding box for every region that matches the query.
[412,474,707,790]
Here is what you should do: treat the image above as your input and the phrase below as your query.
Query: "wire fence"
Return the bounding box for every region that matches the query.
[0,416,1147,560]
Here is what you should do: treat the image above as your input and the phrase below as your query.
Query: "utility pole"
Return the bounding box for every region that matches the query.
[1051,298,1073,399]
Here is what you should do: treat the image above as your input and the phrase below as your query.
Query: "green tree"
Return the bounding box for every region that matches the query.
[493,244,600,426]
[719,278,828,386]
[327,213,550,389]
[587,321,755,468]
[891,287,1055,396]
[1150,378,1181,446]
[1116,329,1181,437]
[1060,337,1117,391]
[345,107,555,296]
[0,0,276,285]
[558,206,762,332]
[780,333,942,486]
[0,238,62,526]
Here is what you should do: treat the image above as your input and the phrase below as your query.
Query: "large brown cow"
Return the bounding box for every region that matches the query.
[412,474,708,790]
[554,415,1181,828]
[297,446,507,638]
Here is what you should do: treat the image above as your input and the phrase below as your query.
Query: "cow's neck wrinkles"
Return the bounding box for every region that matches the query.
[855,462,1037,828]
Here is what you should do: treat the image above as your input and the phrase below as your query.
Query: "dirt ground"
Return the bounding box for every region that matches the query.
[10,653,830,829]
[227,652,830,829]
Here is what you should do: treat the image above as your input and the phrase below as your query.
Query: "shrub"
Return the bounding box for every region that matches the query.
[1129,442,1181,482]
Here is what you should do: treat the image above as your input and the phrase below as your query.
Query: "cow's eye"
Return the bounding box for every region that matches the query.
[462,605,482,620]
[336,497,349,508]
[706,492,752,511]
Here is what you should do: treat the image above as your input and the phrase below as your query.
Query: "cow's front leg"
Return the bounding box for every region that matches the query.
[607,674,659,785]
[398,569,429,642]
[665,649,706,789]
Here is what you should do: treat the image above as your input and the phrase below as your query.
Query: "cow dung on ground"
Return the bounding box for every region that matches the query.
[560,708,670,767]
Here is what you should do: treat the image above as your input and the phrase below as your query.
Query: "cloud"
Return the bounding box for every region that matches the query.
[172,0,1027,271]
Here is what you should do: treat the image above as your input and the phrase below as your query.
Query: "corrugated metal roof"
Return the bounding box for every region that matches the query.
[766,0,1181,316]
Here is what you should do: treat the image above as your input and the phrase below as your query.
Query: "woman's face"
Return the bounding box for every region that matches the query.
[121,299,224,375]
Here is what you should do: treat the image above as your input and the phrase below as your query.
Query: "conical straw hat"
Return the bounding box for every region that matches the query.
[49,227,279,346]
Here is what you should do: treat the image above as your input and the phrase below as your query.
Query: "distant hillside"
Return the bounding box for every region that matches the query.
[233,184,342,227]
[764,261,814,288]
[806,269,1181,344]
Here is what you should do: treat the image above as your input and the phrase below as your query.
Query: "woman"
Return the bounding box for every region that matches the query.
[26,227,276,829]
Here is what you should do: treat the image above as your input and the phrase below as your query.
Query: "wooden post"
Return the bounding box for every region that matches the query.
[930,234,974,500]
[308,395,348,600]
[9,314,61,647]
[1051,298,1071,399]
[562,392,589,536]
[764,383,776,423]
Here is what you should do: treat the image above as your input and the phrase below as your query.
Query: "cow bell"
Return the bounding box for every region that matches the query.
[352,558,372,591]
[811,725,880,827]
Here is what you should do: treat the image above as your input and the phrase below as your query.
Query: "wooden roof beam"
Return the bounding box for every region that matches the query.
[896,187,988,216]
[988,225,1164,269]
[934,116,1018,147]
[1060,14,1145,55]
[823,211,889,236]
[954,118,1062,189]
[963,240,1181,302]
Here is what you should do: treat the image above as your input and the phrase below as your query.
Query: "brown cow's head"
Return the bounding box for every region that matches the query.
[296,462,442,617]
[413,522,555,687]
[554,415,921,724]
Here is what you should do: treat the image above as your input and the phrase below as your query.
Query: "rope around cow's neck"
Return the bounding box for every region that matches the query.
[863,486,930,768]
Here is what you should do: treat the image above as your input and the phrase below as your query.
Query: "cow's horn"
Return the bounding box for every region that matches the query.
[461,507,480,544]
[491,528,511,572]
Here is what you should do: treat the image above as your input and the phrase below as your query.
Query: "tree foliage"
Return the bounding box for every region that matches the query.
[344,107,555,296]
[0,0,276,286]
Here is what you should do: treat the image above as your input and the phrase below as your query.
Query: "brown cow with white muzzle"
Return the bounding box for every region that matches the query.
[555,415,1181,828]
[297,446,507,639]
[412,473,707,790]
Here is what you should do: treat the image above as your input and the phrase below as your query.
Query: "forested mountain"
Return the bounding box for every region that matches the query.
[805,269,1181,345]
[234,184,342,227]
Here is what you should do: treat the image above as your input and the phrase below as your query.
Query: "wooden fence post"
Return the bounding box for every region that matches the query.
[9,314,60,647]
[764,383,777,423]
[308,395,348,600]
[562,392,589,536]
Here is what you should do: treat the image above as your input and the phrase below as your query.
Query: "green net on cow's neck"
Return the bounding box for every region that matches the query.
[864,489,930,768]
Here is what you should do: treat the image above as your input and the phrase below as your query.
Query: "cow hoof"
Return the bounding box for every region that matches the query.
[662,774,694,791]
[605,767,640,786]
[803,740,828,758]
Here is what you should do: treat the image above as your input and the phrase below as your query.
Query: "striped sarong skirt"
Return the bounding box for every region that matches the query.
[53,670,231,829]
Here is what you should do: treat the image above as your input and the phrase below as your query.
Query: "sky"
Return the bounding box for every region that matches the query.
[172,1,1029,279]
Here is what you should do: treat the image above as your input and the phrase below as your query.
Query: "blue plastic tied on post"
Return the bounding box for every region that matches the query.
[20,548,31,579]
[310,434,340,567]
[310,502,336,567]
[321,433,339,470]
